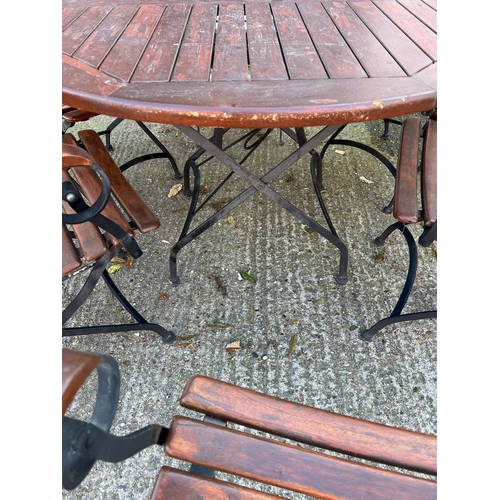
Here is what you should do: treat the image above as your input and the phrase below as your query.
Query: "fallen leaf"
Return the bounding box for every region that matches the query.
[374,253,385,262]
[225,340,241,351]
[172,342,196,348]
[158,293,169,302]
[227,215,234,225]
[207,322,231,328]
[209,198,232,211]
[359,176,374,184]
[302,225,314,234]
[107,264,123,274]
[168,183,183,197]
[176,334,201,341]
[288,334,298,355]
[239,270,256,283]
[313,297,324,306]
[334,150,346,155]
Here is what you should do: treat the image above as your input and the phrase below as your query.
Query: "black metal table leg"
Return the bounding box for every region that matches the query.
[170,125,349,285]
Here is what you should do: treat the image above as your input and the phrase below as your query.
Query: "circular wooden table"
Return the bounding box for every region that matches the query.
[62,0,437,283]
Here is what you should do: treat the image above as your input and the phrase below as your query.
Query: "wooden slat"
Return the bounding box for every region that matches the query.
[165,417,437,500]
[152,466,279,499]
[62,349,102,417]
[171,3,217,82]
[62,108,99,122]
[398,0,437,33]
[298,2,367,78]
[62,5,112,55]
[132,3,190,82]
[62,169,108,261]
[100,4,165,81]
[62,224,82,276]
[373,0,436,60]
[63,131,134,244]
[421,118,437,226]
[180,375,437,475]
[324,0,405,77]
[62,6,87,31]
[349,0,432,75]
[271,3,327,80]
[246,3,288,81]
[393,116,421,224]
[77,130,160,233]
[211,3,248,81]
[73,5,139,69]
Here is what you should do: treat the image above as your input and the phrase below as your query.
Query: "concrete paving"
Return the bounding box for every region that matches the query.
[62,115,437,499]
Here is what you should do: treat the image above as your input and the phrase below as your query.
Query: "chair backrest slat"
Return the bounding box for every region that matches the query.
[421,118,437,226]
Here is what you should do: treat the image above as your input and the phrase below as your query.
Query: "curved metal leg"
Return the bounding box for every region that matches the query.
[319,138,397,214]
[361,222,436,342]
[63,247,175,343]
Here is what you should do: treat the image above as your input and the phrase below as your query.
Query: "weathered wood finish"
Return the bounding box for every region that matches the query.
[62,130,161,276]
[152,466,280,499]
[62,348,102,417]
[421,117,437,226]
[180,375,437,475]
[62,0,437,128]
[163,416,436,500]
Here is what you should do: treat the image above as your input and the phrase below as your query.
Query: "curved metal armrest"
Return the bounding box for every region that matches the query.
[62,349,167,490]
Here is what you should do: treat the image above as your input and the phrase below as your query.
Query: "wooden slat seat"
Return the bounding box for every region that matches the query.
[151,375,437,500]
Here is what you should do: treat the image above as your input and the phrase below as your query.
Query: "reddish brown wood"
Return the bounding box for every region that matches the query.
[77,130,160,233]
[62,0,437,128]
[393,116,421,224]
[297,2,366,78]
[62,348,102,417]
[152,466,280,499]
[271,3,327,80]
[180,375,437,475]
[211,3,248,81]
[62,224,82,275]
[165,416,437,500]
[132,4,191,82]
[421,118,437,226]
[245,3,288,80]
[171,3,217,82]
[349,0,432,75]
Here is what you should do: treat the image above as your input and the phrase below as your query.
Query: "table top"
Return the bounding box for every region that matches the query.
[62,0,437,128]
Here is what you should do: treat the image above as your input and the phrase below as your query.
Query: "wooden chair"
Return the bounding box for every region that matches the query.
[362,114,437,341]
[62,130,175,342]
[62,348,437,499]
[62,105,182,179]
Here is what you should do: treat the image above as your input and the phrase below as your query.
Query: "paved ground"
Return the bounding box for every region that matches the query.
[62,115,437,499]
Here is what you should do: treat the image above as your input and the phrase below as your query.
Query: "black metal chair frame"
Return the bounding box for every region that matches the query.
[62,158,176,343]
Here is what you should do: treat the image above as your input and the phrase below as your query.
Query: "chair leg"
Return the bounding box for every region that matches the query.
[361,222,436,342]
[62,247,175,343]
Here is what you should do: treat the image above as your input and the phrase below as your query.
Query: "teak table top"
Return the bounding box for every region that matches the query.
[62,0,437,128]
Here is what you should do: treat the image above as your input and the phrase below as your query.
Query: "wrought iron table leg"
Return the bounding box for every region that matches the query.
[170,125,349,285]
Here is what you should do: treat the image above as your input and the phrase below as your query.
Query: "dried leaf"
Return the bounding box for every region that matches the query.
[207,322,231,328]
[359,176,374,184]
[176,334,201,341]
[172,342,196,348]
[225,340,241,351]
[107,264,123,274]
[334,150,346,155]
[288,334,298,355]
[374,253,385,262]
[239,270,256,283]
[227,215,234,225]
[158,293,169,302]
[110,257,127,264]
[209,198,232,211]
[126,255,134,268]
[168,183,183,198]
[302,225,314,234]
[313,297,324,306]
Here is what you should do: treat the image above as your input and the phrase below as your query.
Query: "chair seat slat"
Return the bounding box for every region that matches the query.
[165,416,437,500]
